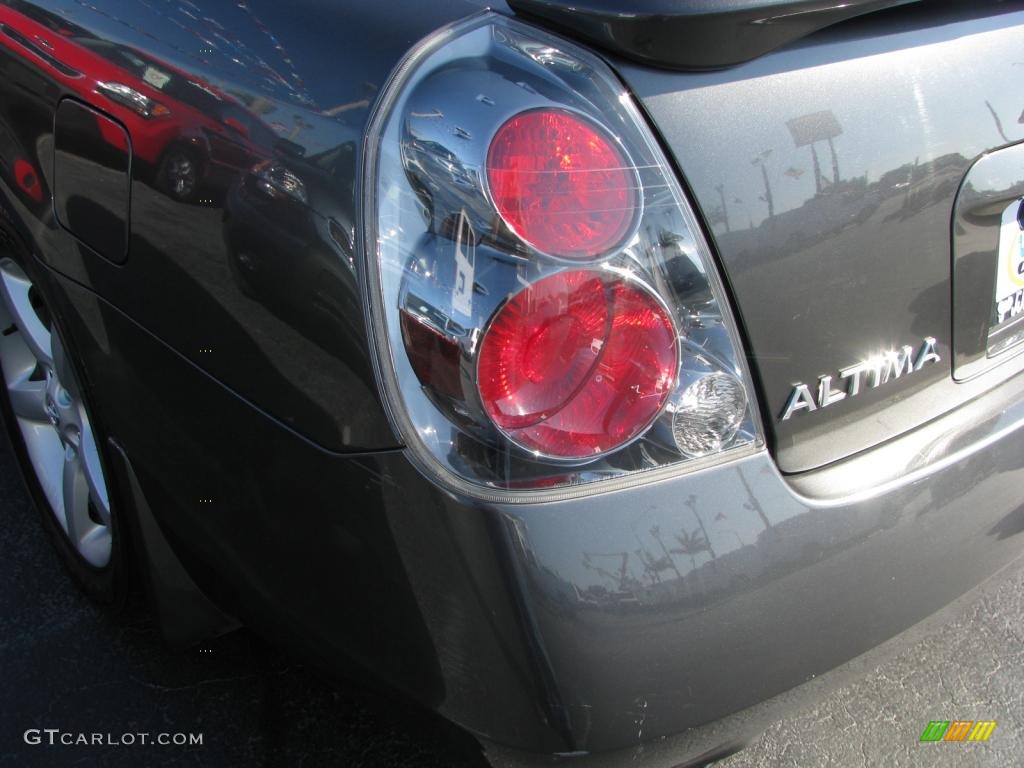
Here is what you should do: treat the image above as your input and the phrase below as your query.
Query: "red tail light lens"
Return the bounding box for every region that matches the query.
[486,110,638,260]
[478,270,678,459]
[400,310,463,401]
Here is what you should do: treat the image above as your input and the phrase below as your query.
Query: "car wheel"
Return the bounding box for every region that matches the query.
[0,256,128,605]
[159,146,202,202]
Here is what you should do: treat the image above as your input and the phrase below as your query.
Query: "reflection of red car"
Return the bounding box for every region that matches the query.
[12,158,41,202]
[0,3,274,201]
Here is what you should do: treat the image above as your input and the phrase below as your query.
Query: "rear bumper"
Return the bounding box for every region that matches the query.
[478,364,1024,761]
[47,266,1024,766]
[482,553,1023,768]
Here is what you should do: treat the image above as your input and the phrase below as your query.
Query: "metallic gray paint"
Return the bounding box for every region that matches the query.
[492,374,1024,752]
[617,2,1024,472]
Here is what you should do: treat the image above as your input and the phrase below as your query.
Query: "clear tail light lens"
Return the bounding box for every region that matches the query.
[363,13,762,500]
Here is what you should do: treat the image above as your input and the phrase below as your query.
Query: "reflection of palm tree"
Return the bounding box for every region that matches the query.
[683,494,717,560]
[633,547,667,585]
[650,525,684,581]
[714,183,730,233]
[737,465,774,533]
[633,549,657,585]
[671,528,710,573]
[582,552,633,592]
[751,150,774,219]
[985,100,1010,144]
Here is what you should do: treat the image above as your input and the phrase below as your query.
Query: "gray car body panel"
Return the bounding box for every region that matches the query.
[617,2,1024,472]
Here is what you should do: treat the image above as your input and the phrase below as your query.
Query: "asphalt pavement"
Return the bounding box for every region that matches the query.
[1,424,1021,767]
[720,558,1024,767]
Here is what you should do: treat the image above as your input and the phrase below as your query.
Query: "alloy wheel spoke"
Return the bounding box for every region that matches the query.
[8,374,48,422]
[62,446,92,548]
[0,261,53,368]
[77,525,110,558]
[51,332,77,400]
[0,259,112,567]
[79,420,110,524]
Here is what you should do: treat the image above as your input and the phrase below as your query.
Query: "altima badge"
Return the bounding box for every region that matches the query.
[781,337,941,421]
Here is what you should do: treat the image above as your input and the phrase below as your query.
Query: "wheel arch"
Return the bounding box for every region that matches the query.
[0,217,235,641]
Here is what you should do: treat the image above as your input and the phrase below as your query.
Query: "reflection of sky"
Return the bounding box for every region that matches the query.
[634,9,1024,230]
[53,0,311,101]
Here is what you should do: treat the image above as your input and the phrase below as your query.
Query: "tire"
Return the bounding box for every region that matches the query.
[158,145,203,203]
[0,249,129,607]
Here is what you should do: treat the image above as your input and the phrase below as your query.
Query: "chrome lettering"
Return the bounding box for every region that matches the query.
[881,345,915,383]
[782,338,941,421]
[817,375,846,407]
[839,361,870,396]
[780,383,817,421]
[915,336,941,370]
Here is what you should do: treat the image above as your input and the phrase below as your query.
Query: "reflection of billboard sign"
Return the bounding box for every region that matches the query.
[786,110,843,146]
[786,110,843,193]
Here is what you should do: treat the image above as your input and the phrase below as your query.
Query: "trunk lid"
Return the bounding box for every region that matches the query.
[507,0,921,69]
[531,2,1024,472]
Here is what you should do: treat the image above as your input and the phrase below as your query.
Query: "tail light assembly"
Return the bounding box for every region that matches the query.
[363,13,762,500]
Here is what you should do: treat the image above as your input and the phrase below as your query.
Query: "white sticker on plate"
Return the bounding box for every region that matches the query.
[142,67,171,89]
[993,200,1024,325]
[452,212,475,319]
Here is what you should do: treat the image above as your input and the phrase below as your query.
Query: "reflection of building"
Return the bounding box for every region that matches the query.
[716,152,968,261]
